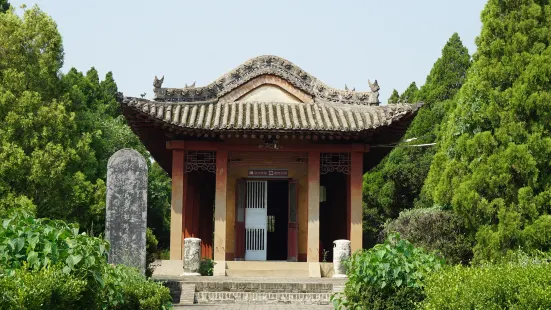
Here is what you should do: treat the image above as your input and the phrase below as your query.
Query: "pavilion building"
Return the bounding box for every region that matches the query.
[119,55,420,276]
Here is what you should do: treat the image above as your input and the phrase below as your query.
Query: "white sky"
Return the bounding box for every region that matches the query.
[12,0,487,103]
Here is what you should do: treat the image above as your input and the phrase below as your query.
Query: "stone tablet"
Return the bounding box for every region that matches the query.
[106,149,148,274]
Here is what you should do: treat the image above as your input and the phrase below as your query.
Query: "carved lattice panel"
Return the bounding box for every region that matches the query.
[184,151,216,173]
[320,153,351,175]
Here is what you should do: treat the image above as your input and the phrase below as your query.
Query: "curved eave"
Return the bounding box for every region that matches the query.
[120,96,422,175]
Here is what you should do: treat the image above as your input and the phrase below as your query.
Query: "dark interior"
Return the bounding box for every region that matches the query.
[320,172,348,262]
[267,180,289,260]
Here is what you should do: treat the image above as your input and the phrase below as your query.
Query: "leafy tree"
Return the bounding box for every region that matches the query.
[399,81,419,103]
[422,0,551,262]
[0,6,172,248]
[147,162,171,249]
[388,89,400,104]
[363,34,471,247]
[0,0,9,13]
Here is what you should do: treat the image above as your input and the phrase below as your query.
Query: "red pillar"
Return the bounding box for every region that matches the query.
[307,151,320,262]
[170,149,185,260]
[349,151,363,253]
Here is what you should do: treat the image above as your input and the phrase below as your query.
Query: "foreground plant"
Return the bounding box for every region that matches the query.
[0,209,172,309]
[332,233,444,310]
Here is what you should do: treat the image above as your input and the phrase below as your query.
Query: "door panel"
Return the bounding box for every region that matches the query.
[234,179,246,260]
[245,180,267,261]
[287,180,298,261]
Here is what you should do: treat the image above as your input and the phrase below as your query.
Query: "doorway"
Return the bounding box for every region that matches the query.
[267,180,289,260]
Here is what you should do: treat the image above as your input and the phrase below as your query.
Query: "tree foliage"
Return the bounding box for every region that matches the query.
[399,82,419,103]
[0,6,171,248]
[422,0,551,262]
[0,0,9,13]
[363,33,471,247]
[388,89,400,104]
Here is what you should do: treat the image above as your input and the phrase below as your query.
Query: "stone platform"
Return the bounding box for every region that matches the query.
[154,276,346,306]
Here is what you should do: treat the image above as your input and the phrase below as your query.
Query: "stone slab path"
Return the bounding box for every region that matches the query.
[175,304,334,309]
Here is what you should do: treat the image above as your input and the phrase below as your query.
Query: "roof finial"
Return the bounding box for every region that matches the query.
[153,75,164,88]
[185,81,196,89]
[140,93,146,98]
[345,84,349,91]
[368,79,380,104]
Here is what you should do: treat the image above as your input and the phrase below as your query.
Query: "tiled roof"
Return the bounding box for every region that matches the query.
[121,97,421,133]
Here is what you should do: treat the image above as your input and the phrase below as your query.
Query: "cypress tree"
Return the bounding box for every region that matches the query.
[399,82,419,103]
[422,0,551,261]
[363,34,471,247]
[388,89,400,104]
[0,0,9,13]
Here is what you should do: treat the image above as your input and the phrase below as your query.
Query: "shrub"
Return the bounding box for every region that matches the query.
[0,209,173,309]
[145,228,158,277]
[383,207,472,264]
[102,264,173,309]
[0,266,86,310]
[199,258,214,276]
[422,261,551,309]
[332,233,444,309]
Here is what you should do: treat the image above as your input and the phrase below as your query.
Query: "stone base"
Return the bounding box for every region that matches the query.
[181,272,201,276]
[320,262,334,278]
[151,260,184,277]
[213,260,226,276]
[308,262,321,278]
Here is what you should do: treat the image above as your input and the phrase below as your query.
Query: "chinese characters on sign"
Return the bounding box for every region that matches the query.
[248,169,288,178]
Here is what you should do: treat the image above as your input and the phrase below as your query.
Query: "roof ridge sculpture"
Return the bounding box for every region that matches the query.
[152,55,380,105]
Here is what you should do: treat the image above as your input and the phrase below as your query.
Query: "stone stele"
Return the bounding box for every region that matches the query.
[106,149,148,274]
[182,238,202,276]
[333,239,351,278]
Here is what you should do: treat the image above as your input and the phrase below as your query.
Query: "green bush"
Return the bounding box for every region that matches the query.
[422,261,551,310]
[0,209,172,309]
[145,228,158,277]
[0,266,86,310]
[199,258,214,276]
[332,233,444,309]
[383,207,472,264]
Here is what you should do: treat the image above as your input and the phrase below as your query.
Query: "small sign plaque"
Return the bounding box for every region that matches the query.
[248,169,288,178]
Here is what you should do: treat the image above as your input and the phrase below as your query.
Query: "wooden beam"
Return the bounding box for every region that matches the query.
[167,141,370,153]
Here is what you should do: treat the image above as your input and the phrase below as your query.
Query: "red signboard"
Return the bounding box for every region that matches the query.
[248,169,288,178]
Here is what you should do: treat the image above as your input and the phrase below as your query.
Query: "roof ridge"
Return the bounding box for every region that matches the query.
[150,55,381,106]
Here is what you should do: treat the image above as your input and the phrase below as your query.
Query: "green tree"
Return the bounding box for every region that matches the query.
[0,0,9,13]
[0,6,172,248]
[422,0,551,262]
[147,162,172,249]
[363,34,471,247]
[399,81,419,103]
[0,6,102,229]
[388,89,400,104]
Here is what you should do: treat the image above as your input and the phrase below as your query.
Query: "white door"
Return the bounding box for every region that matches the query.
[245,180,267,261]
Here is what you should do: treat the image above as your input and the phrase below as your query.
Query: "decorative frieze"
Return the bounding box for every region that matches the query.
[320,153,351,175]
[184,151,216,173]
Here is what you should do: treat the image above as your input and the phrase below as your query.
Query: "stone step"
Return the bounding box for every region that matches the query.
[225,261,310,271]
[193,281,333,293]
[225,269,310,278]
[195,291,333,305]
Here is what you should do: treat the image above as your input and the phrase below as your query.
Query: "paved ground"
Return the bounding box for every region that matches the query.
[175,304,334,309]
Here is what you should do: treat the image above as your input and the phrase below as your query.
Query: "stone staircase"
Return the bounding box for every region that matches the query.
[161,277,345,306]
[225,261,310,277]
